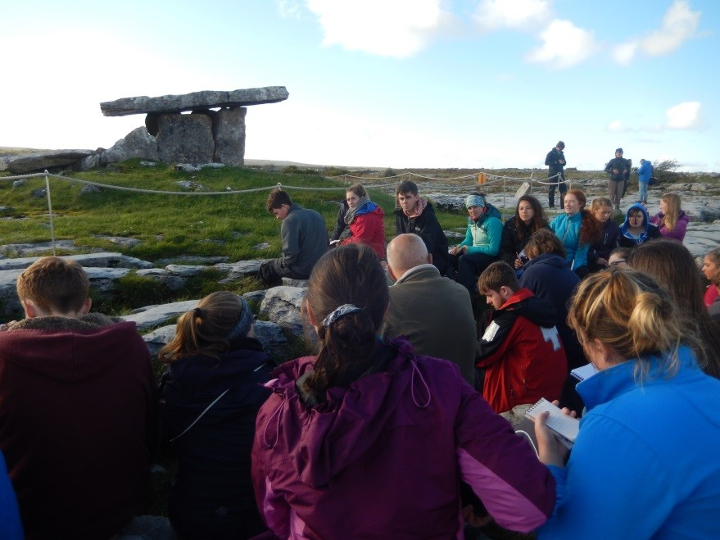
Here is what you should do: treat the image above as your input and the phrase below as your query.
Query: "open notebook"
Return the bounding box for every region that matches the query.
[525,398,580,449]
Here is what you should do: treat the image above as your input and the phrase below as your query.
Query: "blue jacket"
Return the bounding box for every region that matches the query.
[539,347,720,539]
[460,205,503,256]
[637,160,653,183]
[0,451,22,540]
[619,203,661,247]
[549,212,588,270]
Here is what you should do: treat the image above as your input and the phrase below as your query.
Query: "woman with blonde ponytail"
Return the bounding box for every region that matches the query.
[252,244,555,539]
[535,268,720,539]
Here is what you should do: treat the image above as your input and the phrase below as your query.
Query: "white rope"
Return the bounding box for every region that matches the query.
[43,171,57,256]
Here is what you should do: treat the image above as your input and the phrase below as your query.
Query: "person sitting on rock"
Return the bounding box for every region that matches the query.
[381,233,477,386]
[0,256,157,540]
[258,189,328,286]
[476,262,567,425]
[159,291,272,540]
[338,184,386,259]
[619,203,661,248]
[394,180,451,276]
[449,193,503,293]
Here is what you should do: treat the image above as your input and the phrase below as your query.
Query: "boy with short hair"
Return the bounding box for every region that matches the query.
[0,256,157,540]
[258,189,328,285]
[476,261,567,424]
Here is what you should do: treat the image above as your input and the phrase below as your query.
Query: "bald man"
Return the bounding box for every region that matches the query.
[382,234,477,386]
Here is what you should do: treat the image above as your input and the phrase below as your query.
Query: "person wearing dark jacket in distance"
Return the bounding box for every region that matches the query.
[394,180,451,276]
[604,147,631,212]
[499,195,548,271]
[545,141,567,208]
[159,291,272,540]
[476,262,567,423]
[252,244,555,539]
[0,256,157,540]
[587,197,621,272]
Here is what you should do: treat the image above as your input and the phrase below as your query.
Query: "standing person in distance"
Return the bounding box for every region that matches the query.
[545,141,567,209]
[636,158,653,205]
[604,147,630,213]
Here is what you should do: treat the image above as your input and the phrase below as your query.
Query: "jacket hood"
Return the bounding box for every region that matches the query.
[501,288,558,327]
[620,203,651,235]
[356,202,384,218]
[0,314,146,383]
[259,338,432,489]
[525,252,571,271]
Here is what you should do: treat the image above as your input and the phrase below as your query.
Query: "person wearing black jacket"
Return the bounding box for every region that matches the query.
[394,180,450,276]
[588,197,622,272]
[545,141,567,208]
[159,292,272,540]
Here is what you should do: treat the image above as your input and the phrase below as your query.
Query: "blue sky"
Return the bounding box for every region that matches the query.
[2,0,718,171]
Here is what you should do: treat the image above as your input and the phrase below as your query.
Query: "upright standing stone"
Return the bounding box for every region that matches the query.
[156,113,214,164]
[213,107,246,166]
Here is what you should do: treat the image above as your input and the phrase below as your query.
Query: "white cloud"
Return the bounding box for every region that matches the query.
[612,42,638,66]
[607,120,626,133]
[613,0,700,65]
[526,19,600,69]
[304,0,447,58]
[473,0,551,31]
[665,101,701,130]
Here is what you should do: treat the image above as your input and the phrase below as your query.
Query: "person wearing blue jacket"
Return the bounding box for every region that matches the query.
[636,158,653,204]
[535,268,720,540]
[619,203,661,247]
[449,193,503,293]
[549,190,600,277]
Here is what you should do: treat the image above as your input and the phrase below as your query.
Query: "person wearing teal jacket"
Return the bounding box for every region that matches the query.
[450,194,503,292]
[549,190,599,277]
[535,269,720,540]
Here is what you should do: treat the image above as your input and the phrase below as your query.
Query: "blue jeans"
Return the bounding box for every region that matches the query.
[638,181,648,203]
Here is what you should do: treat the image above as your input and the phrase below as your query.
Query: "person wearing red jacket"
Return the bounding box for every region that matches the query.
[339,183,386,259]
[476,262,567,424]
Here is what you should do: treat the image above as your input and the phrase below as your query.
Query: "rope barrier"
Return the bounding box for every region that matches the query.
[0,167,574,254]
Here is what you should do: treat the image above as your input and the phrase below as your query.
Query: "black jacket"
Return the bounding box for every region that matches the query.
[545,148,566,176]
[161,336,272,539]
[395,202,450,275]
[588,219,621,265]
[605,157,630,182]
[499,217,549,266]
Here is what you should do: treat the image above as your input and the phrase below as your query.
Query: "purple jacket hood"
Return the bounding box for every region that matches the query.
[259,338,430,489]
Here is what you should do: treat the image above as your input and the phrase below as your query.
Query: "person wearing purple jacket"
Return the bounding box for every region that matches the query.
[651,193,689,242]
[252,244,555,540]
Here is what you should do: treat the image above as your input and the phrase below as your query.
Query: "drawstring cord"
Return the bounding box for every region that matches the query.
[262,395,286,448]
[410,359,431,408]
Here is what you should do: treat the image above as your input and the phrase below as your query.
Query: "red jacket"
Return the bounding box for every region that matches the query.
[340,204,386,259]
[0,314,157,540]
[476,288,567,413]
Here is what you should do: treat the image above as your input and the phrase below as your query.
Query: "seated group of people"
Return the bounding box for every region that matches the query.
[2,180,719,540]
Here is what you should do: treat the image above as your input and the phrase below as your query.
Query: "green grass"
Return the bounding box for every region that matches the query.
[0,160,402,262]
